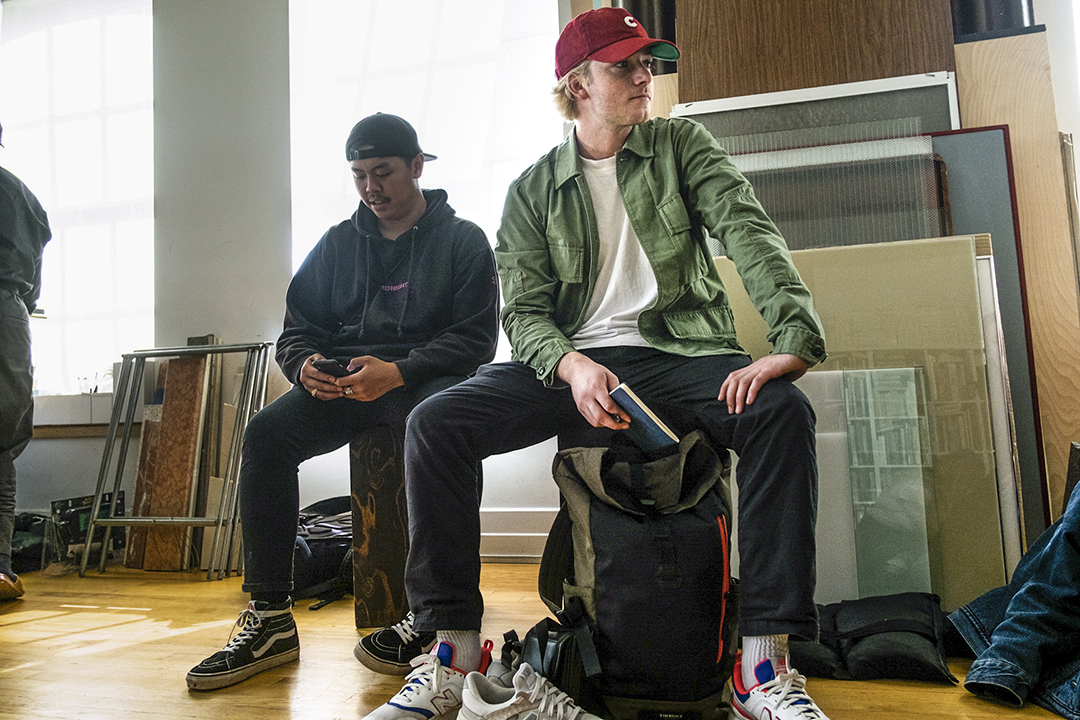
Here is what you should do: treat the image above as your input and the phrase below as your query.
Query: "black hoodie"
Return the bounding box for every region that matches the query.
[276,188,499,387]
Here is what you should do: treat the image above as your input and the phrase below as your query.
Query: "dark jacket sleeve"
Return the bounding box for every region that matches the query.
[275,230,337,385]
[394,223,499,386]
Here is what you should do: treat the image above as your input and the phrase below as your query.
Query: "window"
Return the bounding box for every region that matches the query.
[288,0,565,290]
[0,0,154,396]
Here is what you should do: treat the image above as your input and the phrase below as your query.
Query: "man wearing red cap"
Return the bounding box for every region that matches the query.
[362,9,829,720]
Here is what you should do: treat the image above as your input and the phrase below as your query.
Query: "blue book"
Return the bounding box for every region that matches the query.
[609,383,680,453]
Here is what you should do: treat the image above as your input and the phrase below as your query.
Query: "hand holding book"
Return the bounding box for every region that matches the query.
[609,383,680,453]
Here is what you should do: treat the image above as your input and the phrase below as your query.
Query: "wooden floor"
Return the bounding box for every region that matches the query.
[0,563,1059,720]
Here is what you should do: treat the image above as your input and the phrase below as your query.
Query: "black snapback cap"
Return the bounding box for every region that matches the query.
[345,113,436,162]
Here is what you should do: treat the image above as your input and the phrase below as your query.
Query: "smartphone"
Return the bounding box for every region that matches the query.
[312,359,356,377]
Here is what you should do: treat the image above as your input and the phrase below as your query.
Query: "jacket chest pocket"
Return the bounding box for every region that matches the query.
[656,194,708,286]
[547,240,584,283]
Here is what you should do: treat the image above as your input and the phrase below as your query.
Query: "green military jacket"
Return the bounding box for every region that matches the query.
[495,116,826,386]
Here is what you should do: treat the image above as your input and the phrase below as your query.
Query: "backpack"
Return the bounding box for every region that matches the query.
[293,496,353,607]
[538,429,739,720]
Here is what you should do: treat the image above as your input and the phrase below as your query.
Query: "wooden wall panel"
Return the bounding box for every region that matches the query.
[676,0,956,103]
[956,32,1080,523]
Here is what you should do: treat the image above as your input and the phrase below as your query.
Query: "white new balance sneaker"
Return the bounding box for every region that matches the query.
[461,662,601,720]
[730,653,831,720]
[364,641,482,720]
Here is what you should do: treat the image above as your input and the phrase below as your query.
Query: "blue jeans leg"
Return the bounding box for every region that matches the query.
[951,488,1080,717]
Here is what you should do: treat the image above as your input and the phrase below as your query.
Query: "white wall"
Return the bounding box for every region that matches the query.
[16,438,140,516]
[152,0,293,349]
[1033,0,1080,140]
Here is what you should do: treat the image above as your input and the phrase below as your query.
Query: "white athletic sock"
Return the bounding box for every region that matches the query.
[436,630,481,672]
[741,634,790,689]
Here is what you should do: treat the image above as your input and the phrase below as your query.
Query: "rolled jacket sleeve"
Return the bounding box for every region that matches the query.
[673,121,827,367]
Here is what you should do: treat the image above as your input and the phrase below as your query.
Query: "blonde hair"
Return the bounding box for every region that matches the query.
[551,59,592,121]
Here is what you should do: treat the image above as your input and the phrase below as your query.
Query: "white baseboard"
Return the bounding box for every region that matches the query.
[479,508,558,562]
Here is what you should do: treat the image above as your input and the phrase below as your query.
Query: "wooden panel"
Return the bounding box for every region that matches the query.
[32,424,141,439]
[125,407,161,569]
[142,356,207,571]
[676,0,956,103]
[956,31,1080,523]
[650,72,679,119]
[350,426,409,628]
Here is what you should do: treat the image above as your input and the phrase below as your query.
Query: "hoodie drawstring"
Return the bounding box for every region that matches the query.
[355,237,373,341]
[397,231,417,338]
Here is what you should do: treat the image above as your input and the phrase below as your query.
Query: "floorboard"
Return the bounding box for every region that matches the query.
[0,564,1059,719]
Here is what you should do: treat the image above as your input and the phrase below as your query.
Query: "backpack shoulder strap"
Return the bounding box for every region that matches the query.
[538,503,573,616]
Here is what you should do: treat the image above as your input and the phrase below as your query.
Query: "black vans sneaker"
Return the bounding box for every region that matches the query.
[354,611,437,675]
[186,599,300,690]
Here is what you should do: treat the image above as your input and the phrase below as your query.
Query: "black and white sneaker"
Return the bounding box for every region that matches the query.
[186,599,300,690]
[355,611,437,675]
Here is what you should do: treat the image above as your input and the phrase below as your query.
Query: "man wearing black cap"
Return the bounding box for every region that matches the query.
[362,8,830,720]
[185,113,499,691]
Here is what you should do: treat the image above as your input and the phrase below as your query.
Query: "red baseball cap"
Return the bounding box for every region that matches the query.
[555,7,679,80]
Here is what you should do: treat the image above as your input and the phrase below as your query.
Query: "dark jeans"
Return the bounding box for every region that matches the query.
[950,487,1080,719]
[0,288,33,560]
[239,375,466,594]
[404,347,819,639]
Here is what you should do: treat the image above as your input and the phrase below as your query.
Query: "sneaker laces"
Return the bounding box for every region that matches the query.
[220,603,290,654]
[396,651,455,700]
[524,674,586,720]
[220,606,264,654]
[391,611,422,644]
[756,670,828,720]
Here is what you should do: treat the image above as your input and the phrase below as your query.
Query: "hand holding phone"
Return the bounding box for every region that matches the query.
[312,359,357,378]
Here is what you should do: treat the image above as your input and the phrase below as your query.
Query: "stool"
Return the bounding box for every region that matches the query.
[349,424,484,629]
[350,424,409,628]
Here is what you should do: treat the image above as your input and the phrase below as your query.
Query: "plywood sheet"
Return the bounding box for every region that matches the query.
[142,356,207,571]
[956,31,1080,522]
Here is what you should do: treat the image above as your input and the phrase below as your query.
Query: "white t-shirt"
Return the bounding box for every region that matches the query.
[570,154,657,349]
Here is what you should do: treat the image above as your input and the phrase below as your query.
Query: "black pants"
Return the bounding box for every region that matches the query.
[239,375,465,594]
[0,288,33,560]
[403,347,820,640]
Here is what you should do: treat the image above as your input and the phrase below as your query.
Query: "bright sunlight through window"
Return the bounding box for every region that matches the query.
[288,0,566,286]
[0,0,154,396]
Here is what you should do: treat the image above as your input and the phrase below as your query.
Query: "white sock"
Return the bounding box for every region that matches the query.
[741,634,790,689]
[436,630,481,672]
